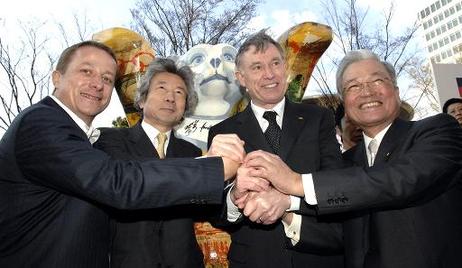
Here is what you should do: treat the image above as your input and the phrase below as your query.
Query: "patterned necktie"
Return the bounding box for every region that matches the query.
[263,111,281,154]
[156,132,167,159]
[368,139,378,166]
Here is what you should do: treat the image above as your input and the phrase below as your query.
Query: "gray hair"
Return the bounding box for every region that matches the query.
[134,57,198,116]
[235,29,285,69]
[336,49,398,99]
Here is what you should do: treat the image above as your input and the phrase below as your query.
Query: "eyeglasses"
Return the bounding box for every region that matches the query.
[343,77,392,95]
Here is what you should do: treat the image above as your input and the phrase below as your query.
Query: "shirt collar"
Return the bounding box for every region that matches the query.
[250,98,285,130]
[50,95,99,143]
[362,123,392,149]
[141,120,172,148]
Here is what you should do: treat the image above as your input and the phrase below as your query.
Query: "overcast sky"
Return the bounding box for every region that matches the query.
[0,0,436,128]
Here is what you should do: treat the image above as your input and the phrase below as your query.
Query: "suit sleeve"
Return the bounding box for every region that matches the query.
[297,108,345,216]
[291,108,344,253]
[313,114,462,215]
[16,107,225,210]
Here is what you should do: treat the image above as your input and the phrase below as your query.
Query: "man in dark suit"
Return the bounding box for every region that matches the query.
[0,41,245,267]
[94,58,210,267]
[245,49,462,268]
[207,30,345,268]
[442,97,462,127]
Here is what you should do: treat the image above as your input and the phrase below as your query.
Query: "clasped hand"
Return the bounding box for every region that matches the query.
[230,150,303,224]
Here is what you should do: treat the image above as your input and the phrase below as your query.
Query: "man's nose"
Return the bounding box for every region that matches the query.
[165,90,175,102]
[90,76,104,90]
[263,66,275,79]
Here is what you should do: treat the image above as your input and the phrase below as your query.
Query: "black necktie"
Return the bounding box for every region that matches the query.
[263,111,281,154]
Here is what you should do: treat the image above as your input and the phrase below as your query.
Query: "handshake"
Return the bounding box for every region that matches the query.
[207,134,304,225]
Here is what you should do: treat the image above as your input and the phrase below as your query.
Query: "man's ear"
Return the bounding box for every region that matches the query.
[51,70,61,88]
[235,71,246,88]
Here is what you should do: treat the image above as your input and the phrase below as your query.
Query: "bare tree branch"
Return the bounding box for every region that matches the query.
[130,0,260,57]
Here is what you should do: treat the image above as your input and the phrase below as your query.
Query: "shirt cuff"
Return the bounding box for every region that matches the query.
[287,195,301,211]
[226,184,242,222]
[282,213,302,245]
[302,173,318,205]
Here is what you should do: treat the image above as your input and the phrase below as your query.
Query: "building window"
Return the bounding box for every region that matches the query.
[456,3,461,11]
[442,51,447,59]
[442,0,447,6]
[437,28,442,35]
[447,49,453,57]
[453,18,458,26]
[431,4,436,12]
[428,45,433,52]
[456,31,461,39]
[424,21,428,30]
[436,55,441,62]
[434,43,438,50]
[459,15,462,24]
[451,33,456,41]
[431,31,436,38]
[444,10,450,17]
[428,20,433,27]
[448,21,453,29]
[442,25,447,32]
[439,13,444,21]
[439,39,445,47]
[421,10,426,19]
[450,7,455,15]
[436,1,441,9]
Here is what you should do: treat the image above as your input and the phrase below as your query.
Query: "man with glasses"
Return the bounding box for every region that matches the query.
[243,49,462,268]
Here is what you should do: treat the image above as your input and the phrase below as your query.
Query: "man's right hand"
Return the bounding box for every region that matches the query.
[207,134,246,180]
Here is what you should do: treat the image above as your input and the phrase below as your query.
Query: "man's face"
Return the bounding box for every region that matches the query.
[236,44,287,109]
[342,59,401,137]
[447,102,462,126]
[52,46,117,125]
[140,72,187,132]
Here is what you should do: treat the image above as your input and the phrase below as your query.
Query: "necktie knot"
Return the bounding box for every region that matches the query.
[263,111,281,154]
[368,139,378,166]
[263,111,278,123]
[156,132,167,159]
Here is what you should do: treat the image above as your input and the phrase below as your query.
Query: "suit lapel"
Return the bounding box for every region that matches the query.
[128,123,159,158]
[236,105,273,153]
[374,118,413,165]
[166,133,179,158]
[279,101,306,161]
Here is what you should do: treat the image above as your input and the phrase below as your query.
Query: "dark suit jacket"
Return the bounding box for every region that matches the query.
[0,97,224,268]
[94,123,206,268]
[208,100,345,268]
[313,114,462,268]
